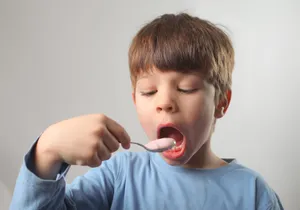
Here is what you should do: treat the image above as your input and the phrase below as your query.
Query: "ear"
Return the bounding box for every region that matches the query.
[215,89,232,119]
[132,92,136,106]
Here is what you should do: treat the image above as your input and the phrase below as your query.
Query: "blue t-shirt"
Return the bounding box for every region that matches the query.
[10,140,284,210]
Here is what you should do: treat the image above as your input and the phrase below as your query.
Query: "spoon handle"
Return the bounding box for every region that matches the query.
[130,139,175,153]
[130,141,151,151]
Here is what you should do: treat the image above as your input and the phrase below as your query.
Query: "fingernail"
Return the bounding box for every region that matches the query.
[124,143,130,150]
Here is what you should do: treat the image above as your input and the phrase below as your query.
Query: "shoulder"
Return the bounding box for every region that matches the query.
[253,173,284,210]
[225,161,284,209]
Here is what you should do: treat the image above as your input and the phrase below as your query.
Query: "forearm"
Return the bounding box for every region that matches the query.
[10,132,119,210]
[10,140,72,209]
[10,170,71,210]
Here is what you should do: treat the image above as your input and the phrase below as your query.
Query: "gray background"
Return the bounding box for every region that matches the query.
[0,0,299,209]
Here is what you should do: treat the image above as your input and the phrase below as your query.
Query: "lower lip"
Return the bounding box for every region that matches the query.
[162,138,186,160]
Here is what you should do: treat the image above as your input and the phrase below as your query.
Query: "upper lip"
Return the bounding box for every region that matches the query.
[156,122,184,139]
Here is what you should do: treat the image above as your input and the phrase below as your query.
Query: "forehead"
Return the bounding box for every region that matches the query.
[136,68,203,81]
[135,69,209,90]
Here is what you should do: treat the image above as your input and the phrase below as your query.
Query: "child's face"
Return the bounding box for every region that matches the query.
[133,68,219,166]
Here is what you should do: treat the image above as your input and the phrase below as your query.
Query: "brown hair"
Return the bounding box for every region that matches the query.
[128,13,235,103]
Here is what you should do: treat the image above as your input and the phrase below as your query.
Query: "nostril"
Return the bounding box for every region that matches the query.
[157,105,175,113]
[156,101,176,113]
[157,106,173,112]
[156,107,162,112]
[167,106,173,110]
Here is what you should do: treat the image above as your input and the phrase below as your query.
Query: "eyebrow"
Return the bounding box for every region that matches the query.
[136,74,156,84]
[137,72,154,79]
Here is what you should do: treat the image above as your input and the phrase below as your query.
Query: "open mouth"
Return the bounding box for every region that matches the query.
[157,124,186,159]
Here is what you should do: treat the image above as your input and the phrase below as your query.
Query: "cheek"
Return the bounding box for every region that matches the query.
[140,119,154,138]
[135,98,156,139]
[185,95,214,119]
[184,97,215,139]
[136,98,151,120]
[138,115,155,140]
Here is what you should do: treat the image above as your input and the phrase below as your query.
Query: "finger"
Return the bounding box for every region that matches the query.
[102,128,120,152]
[87,153,102,168]
[105,118,131,149]
[97,140,112,161]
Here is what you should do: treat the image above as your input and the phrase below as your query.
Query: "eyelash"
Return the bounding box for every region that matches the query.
[140,88,198,96]
[140,91,157,96]
[178,88,198,93]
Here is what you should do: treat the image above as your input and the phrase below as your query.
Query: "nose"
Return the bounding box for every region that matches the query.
[156,91,178,113]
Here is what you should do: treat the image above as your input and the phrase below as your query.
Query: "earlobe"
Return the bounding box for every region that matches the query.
[215,89,232,118]
[215,106,225,118]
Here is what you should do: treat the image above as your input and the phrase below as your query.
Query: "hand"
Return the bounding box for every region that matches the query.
[35,114,131,179]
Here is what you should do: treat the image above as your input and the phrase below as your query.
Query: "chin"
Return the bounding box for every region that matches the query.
[160,142,192,166]
[160,152,193,166]
[160,140,207,167]
[160,155,185,166]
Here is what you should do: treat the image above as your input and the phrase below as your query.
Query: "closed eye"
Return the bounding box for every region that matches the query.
[178,88,199,93]
[140,90,157,96]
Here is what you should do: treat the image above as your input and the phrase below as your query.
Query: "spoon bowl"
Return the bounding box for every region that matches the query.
[131,138,176,153]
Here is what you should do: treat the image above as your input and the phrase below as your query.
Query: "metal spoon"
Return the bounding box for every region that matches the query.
[130,138,176,153]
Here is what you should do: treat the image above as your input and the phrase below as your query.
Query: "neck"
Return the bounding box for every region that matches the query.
[183,139,227,169]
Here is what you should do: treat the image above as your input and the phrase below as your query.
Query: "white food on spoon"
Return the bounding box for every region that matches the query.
[144,137,176,151]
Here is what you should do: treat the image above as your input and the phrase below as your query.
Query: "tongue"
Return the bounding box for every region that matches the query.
[160,127,183,146]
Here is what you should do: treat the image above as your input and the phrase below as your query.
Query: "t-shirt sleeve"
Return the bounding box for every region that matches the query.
[10,137,123,210]
[255,176,284,210]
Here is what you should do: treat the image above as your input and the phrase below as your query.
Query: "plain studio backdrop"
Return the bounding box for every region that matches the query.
[0,0,299,209]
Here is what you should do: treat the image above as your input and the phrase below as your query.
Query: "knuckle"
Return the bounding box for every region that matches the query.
[95,125,106,137]
[97,114,107,123]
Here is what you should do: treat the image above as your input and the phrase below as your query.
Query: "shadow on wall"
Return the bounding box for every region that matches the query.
[0,180,12,210]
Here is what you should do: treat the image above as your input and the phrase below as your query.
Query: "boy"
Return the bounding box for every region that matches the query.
[10,13,284,209]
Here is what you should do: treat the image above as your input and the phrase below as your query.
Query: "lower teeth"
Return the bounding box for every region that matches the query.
[171,145,182,150]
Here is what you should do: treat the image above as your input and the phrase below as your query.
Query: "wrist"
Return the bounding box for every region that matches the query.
[36,140,62,167]
[34,129,63,179]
